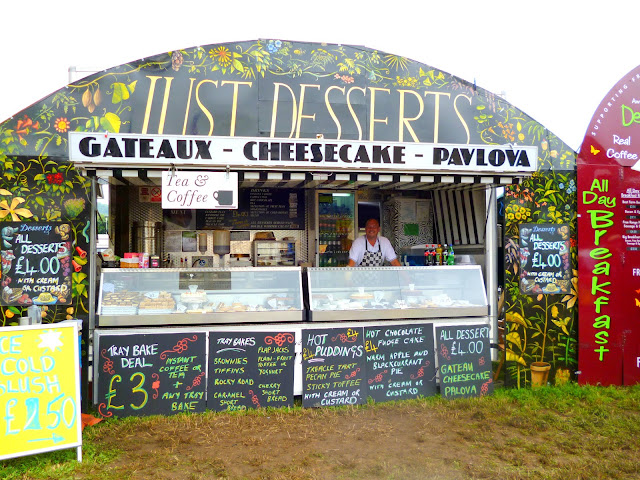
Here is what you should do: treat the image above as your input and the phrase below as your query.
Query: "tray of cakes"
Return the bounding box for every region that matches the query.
[100,290,141,315]
[137,291,176,314]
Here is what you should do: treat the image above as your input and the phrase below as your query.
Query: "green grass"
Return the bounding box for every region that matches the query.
[2,383,640,480]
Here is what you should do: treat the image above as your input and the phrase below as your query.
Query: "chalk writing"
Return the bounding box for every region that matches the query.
[364,324,436,402]
[207,332,295,412]
[97,333,206,417]
[436,325,493,399]
[302,327,366,407]
[0,324,81,461]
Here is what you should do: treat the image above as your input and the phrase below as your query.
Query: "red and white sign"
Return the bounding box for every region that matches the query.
[161,171,238,209]
[139,186,162,203]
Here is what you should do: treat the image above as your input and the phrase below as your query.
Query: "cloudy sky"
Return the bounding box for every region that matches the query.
[0,0,637,151]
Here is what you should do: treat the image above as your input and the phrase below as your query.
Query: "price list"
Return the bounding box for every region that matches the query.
[519,223,571,295]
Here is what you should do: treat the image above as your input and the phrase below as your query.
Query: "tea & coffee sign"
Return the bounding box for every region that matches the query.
[161,171,238,209]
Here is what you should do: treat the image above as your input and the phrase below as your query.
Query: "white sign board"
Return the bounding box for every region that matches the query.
[69,132,538,175]
[161,171,238,209]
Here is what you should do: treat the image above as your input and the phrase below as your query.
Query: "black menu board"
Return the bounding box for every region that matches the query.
[519,223,571,295]
[302,327,366,407]
[435,324,493,399]
[0,222,72,306]
[207,331,295,411]
[96,332,207,417]
[196,188,304,230]
[365,324,437,402]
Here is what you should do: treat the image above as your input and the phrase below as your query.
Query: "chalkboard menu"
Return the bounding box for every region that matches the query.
[365,324,437,402]
[435,324,493,399]
[519,223,571,295]
[196,188,304,230]
[207,331,295,411]
[302,327,367,407]
[96,332,207,417]
[0,222,72,306]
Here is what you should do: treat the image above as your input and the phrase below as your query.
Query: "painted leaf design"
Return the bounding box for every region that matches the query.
[100,113,121,133]
[111,83,130,103]
[506,311,527,327]
[506,332,522,351]
[506,349,527,366]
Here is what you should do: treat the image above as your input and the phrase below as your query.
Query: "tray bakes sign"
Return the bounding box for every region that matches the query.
[161,171,238,209]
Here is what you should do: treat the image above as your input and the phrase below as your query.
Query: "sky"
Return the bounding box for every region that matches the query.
[0,0,637,152]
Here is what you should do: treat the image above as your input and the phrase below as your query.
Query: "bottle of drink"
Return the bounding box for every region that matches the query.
[447,244,455,265]
[442,244,449,265]
[435,244,443,265]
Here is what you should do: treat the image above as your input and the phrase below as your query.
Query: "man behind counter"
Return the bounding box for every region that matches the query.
[347,218,402,267]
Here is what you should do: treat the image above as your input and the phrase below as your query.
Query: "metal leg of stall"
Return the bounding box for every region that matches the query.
[485,187,499,362]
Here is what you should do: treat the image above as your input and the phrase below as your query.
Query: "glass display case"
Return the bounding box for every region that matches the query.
[97,267,304,326]
[317,191,356,267]
[253,240,296,267]
[307,266,488,321]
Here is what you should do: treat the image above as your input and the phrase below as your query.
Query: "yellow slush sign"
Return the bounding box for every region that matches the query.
[0,323,82,460]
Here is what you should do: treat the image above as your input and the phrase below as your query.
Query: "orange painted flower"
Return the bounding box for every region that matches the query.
[54,117,70,133]
[209,46,232,67]
[15,115,39,142]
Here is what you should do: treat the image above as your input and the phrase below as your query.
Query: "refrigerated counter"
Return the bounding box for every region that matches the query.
[307,265,488,321]
[96,265,488,327]
[97,267,305,326]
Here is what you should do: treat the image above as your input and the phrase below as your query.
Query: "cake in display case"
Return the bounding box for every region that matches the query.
[97,267,304,326]
[307,266,488,321]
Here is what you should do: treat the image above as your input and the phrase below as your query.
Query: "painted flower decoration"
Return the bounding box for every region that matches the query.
[267,40,282,53]
[15,115,40,143]
[0,197,34,221]
[46,173,64,185]
[209,46,232,67]
[54,117,70,133]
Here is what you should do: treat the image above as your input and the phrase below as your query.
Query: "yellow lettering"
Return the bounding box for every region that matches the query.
[221,81,252,136]
[181,77,197,135]
[368,87,390,141]
[295,84,320,138]
[424,91,451,143]
[453,94,472,144]
[398,89,423,142]
[270,83,297,138]
[195,79,218,135]
[347,86,366,141]
[325,86,345,139]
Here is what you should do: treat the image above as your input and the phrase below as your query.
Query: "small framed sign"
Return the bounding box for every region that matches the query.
[162,171,238,209]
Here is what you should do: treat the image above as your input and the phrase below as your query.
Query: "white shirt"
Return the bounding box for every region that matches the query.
[348,235,398,266]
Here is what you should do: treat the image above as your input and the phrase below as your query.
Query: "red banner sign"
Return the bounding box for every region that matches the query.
[577,66,640,385]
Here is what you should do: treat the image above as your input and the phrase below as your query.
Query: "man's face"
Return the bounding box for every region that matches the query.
[365,220,380,242]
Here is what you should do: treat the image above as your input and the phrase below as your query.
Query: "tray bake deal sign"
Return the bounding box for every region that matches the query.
[0,323,82,461]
